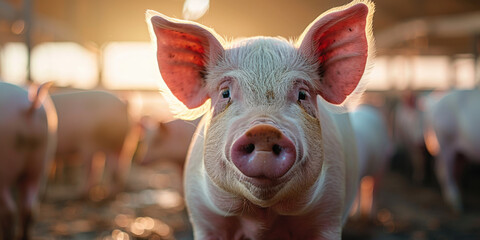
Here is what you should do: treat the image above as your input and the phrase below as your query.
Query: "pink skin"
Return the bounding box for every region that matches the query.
[424,89,480,213]
[148,1,373,239]
[51,91,132,198]
[0,82,56,240]
[137,118,199,165]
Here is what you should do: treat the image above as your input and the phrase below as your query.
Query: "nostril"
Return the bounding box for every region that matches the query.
[272,144,282,155]
[242,143,255,154]
[231,124,297,179]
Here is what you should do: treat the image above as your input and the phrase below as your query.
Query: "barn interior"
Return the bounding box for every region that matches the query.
[1,0,479,239]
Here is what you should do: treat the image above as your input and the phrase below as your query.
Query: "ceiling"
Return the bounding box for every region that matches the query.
[1,0,480,56]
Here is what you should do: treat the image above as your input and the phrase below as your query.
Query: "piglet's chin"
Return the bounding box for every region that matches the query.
[236,173,313,211]
[242,175,288,197]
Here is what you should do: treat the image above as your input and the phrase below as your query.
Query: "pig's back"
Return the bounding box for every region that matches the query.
[434,90,480,159]
[0,83,31,117]
[52,91,130,152]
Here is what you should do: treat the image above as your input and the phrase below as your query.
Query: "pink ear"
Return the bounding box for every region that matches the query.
[150,13,224,109]
[299,2,373,104]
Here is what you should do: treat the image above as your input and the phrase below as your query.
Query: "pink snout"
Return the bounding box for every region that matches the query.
[231,124,296,179]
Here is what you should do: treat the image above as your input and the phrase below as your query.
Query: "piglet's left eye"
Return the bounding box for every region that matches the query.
[298,91,307,101]
[222,89,230,99]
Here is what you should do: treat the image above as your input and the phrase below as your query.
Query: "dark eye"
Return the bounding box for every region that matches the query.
[222,89,230,99]
[298,90,307,101]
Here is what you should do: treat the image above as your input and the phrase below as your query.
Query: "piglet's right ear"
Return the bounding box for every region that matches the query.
[147,11,225,110]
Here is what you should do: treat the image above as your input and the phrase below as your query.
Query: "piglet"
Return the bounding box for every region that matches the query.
[350,104,392,218]
[51,90,134,199]
[424,89,480,213]
[394,91,428,183]
[137,118,200,165]
[147,0,374,239]
[0,82,57,240]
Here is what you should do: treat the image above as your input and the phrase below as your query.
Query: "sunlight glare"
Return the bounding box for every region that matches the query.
[111,229,130,240]
[359,176,374,217]
[156,190,183,209]
[183,0,210,20]
[368,57,389,90]
[411,56,449,89]
[32,42,98,88]
[102,42,161,89]
[1,43,27,84]
[368,55,467,90]
[454,55,476,89]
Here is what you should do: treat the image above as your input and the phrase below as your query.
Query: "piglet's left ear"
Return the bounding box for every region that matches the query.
[298,1,374,105]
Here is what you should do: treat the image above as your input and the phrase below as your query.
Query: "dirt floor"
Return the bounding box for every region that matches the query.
[343,172,480,240]
[34,161,191,240]
[32,157,480,240]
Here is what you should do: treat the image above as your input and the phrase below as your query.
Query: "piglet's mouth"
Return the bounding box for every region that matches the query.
[241,175,288,201]
[243,174,286,188]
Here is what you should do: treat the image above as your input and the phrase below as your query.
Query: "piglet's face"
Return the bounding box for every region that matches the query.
[202,38,325,206]
[148,0,373,208]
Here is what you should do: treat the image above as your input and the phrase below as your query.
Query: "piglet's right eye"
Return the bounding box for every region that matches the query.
[222,89,230,99]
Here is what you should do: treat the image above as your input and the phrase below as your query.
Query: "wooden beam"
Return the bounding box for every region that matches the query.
[376,11,480,49]
[24,0,33,83]
[474,33,479,88]
[0,1,17,21]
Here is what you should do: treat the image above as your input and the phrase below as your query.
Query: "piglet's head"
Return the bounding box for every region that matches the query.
[148,0,374,209]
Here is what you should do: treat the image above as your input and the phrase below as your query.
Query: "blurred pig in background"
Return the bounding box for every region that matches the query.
[423,89,480,213]
[393,90,430,183]
[136,118,200,166]
[50,90,137,200]
[350,104,393,219]
[0,82,57,240]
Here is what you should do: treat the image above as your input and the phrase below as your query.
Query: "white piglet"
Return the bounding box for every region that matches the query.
[51,90,132,198]
[0,82,57,240]
[394,92,427,182]
[137,118,200,165]
[424,89,480,213]
[350,104,392,218]
[147,1,374,239]
[351,105,391,182]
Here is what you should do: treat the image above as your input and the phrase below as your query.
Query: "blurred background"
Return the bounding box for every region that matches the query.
[1,0,480,239]
[1,0,479,90]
